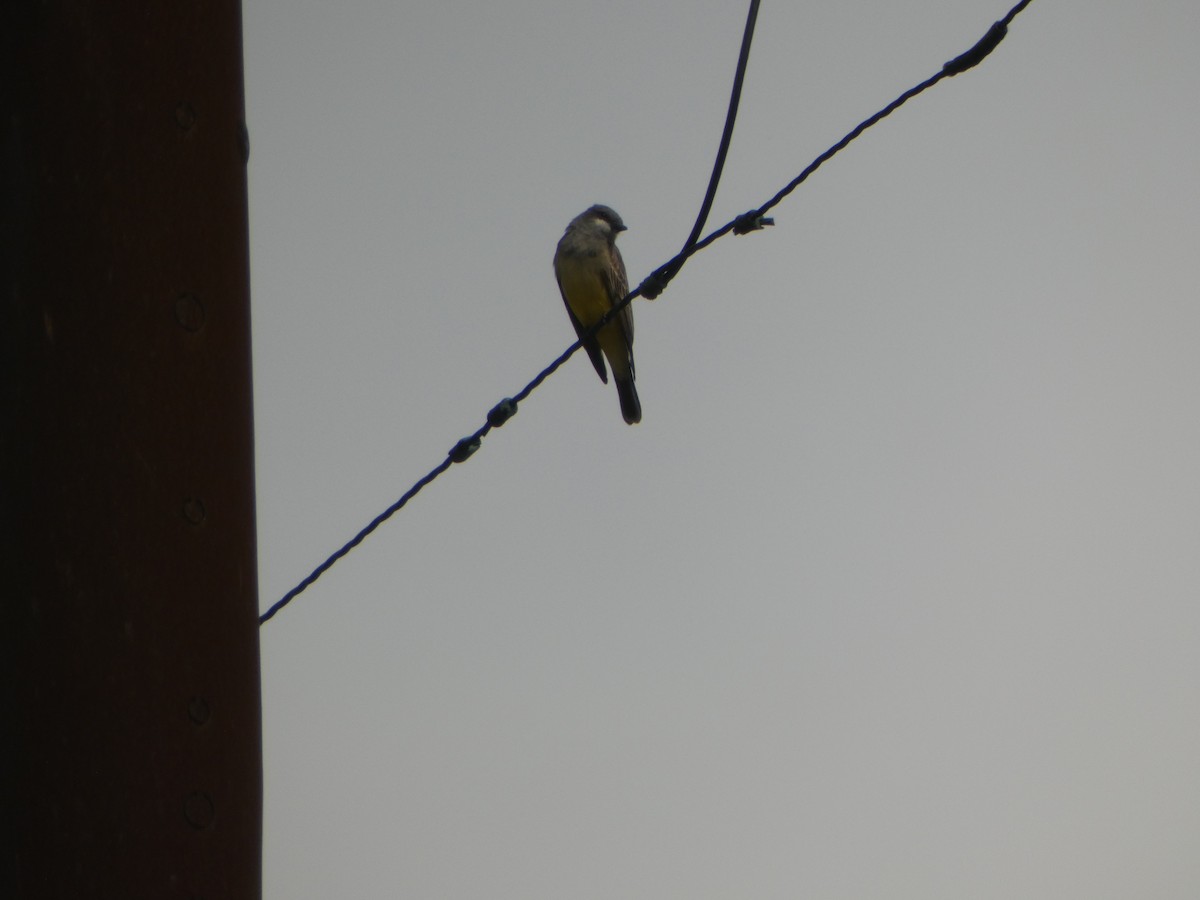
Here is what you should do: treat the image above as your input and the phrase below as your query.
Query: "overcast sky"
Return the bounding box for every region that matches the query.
[244,1,1200,897]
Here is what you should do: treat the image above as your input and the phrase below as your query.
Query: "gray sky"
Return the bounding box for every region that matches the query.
[245,1,1200,897]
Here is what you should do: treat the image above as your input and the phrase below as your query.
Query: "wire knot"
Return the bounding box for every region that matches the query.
[448,436,481,463]
[487,398,518,427]
[637,270,670,301]
[943,20,1007,76]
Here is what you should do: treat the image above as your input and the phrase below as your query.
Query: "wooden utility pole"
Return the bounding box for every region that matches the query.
[2,3,262,896]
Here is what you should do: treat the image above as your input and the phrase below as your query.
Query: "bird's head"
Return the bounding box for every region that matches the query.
[582,204,627,235]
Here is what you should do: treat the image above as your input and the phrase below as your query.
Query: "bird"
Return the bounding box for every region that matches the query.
[553,204,641,424]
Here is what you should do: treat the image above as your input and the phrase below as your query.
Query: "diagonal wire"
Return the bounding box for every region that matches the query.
[261,0,1035,626]
[257,458,452,624]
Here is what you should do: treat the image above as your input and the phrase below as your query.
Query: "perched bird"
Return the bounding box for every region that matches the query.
[553,204,640,424]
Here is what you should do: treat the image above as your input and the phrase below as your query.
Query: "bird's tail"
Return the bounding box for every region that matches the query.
[616,376,641,425]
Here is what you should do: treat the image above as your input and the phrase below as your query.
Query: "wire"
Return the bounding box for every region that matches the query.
[260,0,1034,626]
[683,0,761,253]
[1001,0,1035,26]
[638,0,761,303]
[258,458,453,624]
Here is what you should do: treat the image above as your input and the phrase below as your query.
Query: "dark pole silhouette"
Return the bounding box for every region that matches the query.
[2,3,261,897]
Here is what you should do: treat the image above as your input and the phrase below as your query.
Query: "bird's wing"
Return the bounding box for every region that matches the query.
[602,243,634,376]
[556,267,609,383]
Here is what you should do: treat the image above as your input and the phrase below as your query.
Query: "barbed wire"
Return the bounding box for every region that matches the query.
[260,0,1034,626]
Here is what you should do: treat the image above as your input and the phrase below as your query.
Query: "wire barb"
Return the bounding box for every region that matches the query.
[260,0,1037,626]
[733,212,775,235]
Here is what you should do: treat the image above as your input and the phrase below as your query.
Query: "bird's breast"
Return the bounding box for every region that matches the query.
[556,257,612,326]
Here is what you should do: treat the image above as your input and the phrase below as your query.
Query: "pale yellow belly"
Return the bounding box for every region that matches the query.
[557,260,612,327]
